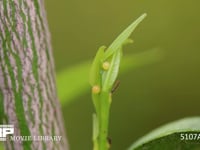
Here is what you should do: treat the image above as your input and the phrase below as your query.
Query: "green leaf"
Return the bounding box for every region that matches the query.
[57,49,162,106]
[102,48,122,91]
[89,46,106,86]
[128,117,200,150]
[100,14,146,91]
[103,13,147,60]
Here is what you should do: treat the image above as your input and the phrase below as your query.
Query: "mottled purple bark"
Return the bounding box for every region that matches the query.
[0,0,68,149]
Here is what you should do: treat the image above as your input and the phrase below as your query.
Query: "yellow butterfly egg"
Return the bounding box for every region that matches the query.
[102,61,110,71]
[92,85,101,94]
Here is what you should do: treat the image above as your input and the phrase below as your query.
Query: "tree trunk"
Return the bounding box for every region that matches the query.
[0,0,68,149]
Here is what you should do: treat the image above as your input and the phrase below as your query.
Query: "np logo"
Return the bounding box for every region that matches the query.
[0,125,14,141]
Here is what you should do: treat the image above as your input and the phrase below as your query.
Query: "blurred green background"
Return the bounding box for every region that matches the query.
[45,0,200,150]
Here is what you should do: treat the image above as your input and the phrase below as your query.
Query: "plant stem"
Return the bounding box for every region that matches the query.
[99,91,111,150]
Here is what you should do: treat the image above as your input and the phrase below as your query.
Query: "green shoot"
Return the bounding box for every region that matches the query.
[89,13,147,150]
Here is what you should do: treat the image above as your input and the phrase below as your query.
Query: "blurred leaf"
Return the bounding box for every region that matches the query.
[56,61,90,106]
[57,48,162,106]
[128,117,200,150]
[121,48,162,73]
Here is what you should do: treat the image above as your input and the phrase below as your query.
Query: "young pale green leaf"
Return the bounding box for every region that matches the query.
[89,46,106,86]
[102,48,122,91]
[103,13,147,61]
[128,117,200,150]
[123,38,134,46]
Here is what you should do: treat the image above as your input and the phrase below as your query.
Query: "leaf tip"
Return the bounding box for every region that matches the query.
[141,13,147,18]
